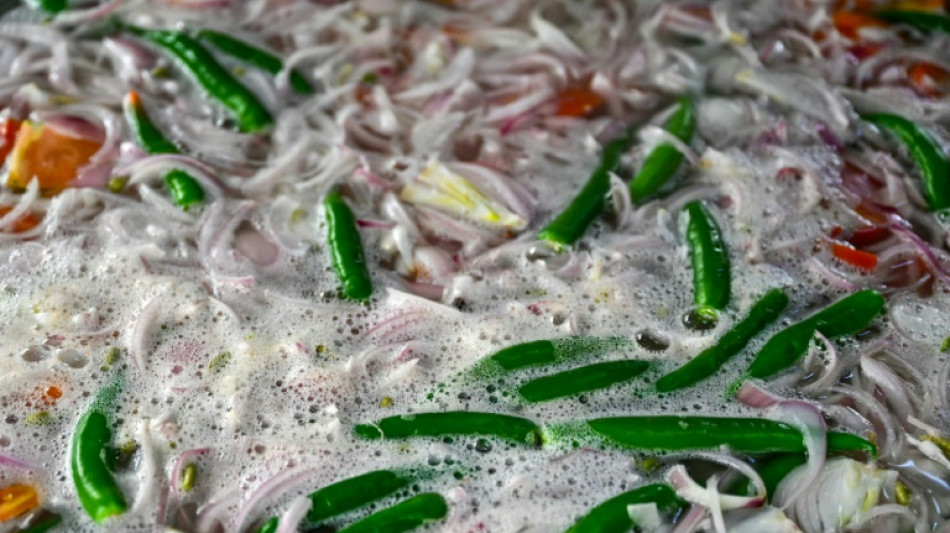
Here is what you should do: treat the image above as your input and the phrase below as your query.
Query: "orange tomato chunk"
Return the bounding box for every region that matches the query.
[833,11,886,39]
[7,121,103,194]
[0,484,38,521]
[555,87,605,118]
[832,241,879,270]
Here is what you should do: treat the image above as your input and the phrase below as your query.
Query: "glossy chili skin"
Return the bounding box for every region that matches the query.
[538,130,633,248]
[487,337,628,371]
[127,26,273,133]
[70,379,127,523]
[354,411,542,446]
[324,191,373,301]
[124,92,205,208]
[863,113,950,211]
[517,360,650,403]
[198,29,313,95]
[566,484,685,533]
[876,9,950,35]
[257,470,412,533]
[684,200,731,312]
[747,289,885,379]
[587,416,877,456]
[629,96,696,203]
[29,0,67,13]
[336,493,448,533]
[656,289,788,392]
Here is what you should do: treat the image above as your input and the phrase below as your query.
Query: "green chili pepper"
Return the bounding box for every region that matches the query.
[863,113,950,211]
[876,9,950,35]
[755,453,806,502]
[127,26,273,133]
[656,289,788,392]
[27,0,68,13]
[336,493,448,533]
[255,517,278,533]
[566,484,685,533]
[586,416,877,457]
[123,91,205,208]
[746,289,886,379]
[257,469,412,532]
[198,29,313,95]
[538,130,634,248]
[354,411,542,446]
[517,360,650,403]
[485,337,630,372]
[17,511,63,533]
[630,96,696,204]
[684,201,731,314]
[70,378,127,523]
[324,191,373,301]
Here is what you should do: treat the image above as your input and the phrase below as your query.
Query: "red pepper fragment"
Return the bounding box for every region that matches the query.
[832,241,879,270]
[848,225,891,247]
[0,118,21,166]
[908,62,948,97]
[833,11,886,39]
[554,86,606,118]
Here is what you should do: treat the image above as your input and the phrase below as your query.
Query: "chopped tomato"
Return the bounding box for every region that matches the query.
[554,86,606,118]
[830,226,845,238]
[833,11,886,39]
[0,206,41,233]
[0,118,20,166]
[7,121,104,195]
[908,62,949,97]
[0,484,38,521]
[855,202,890,225]
[849,225,891,247]
[832,241,879,270]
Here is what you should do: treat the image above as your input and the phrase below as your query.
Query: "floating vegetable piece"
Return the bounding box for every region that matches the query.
[876,9,950,35]
[6,121,103,194]
[538,129,633,248]
[586,416,877,456]
[554,86,605,118]
[401,161,526,230]
[198,30,313,95]
[0,484,39,521]
[123,91,205,208]
[487,336,631,372]
[26,0,67,13]
[755,454,807,502]
[684,201,731,313]
[0,207,41,233]
[656,289,788,392]
[517,360,649,403]
[354,411,542,446]
[127,27,273,133]
[0,118,20,165]
[336,493,448,533]
[630,96,696,203]
[747,289,885,379]
[324,191,373,301]
[17,510,62,533]
[863,113,950,211]
[565,484,685,533]
[831,242,878,270]
[70,377,127,523]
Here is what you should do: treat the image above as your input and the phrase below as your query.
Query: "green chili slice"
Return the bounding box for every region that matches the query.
[747,289,885,379]
[198,29,313,95]
[755,453,807,502]
[630,96,696,203]
[127,26,273,133]
[863,113,950,211]
[337,493,448,533]
[354,411,542,446]
[587,416,877,456]
[70,378,127,523]
[538,130,634,248]
[517,360,650,403]
[656,289,788,392]
[566,484,685,533]
[684,200,731,312]
[876,9,950,35]
[324,191,373,301]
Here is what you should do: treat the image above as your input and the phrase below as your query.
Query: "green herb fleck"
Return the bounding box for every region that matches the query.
[26,411,51,425]
[208,352,232,372]
[181,463,197,492]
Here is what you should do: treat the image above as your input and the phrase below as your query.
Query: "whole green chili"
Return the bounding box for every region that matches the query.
[123,91,205,208]
[354,411,542,446]
[336,493,448,533]
[875,9,950,35]
[538,130,634,248]
[746,289,886,379]
[586,416,877,456]
[70,378,127,523]
[656,289,788,392]
[324,191,373,301]
[566,484,685,533]
[127,26,273,132]
[198,29,313,95]
[630,96,696,203]
[487,337,630,372]
[684,200,731,314]
[517,360,650,403]
[863,113,950,211]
